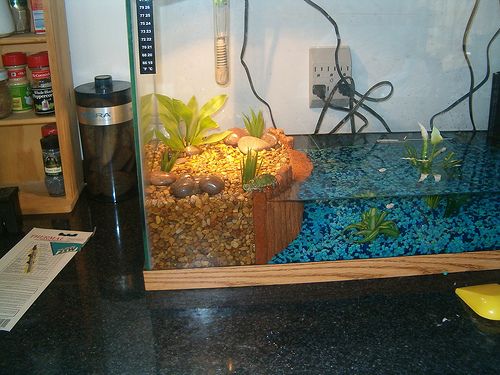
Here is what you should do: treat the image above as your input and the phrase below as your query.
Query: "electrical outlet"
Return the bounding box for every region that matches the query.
[309,46,352,108]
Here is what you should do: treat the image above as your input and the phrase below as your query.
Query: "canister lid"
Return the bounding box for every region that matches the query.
[74,75,131,107]
[0,69,7,81]
[27,51,49,68]
[2,52,27,66]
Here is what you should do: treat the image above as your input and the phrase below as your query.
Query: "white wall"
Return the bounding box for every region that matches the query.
[66,0,500,134]
[65,0,131,86]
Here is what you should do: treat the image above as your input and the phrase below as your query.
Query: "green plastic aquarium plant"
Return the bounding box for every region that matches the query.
[422,193,470,217]
[240,148,262,186]
[160,150,179,172]
[344,207,400,243]
[444,194,470,217]
[242,108,265,138]
[140,93,231,152]
[424,194,442,210]
[403,124,461,182]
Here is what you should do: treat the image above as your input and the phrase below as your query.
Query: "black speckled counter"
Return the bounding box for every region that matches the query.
[0,192,499,375]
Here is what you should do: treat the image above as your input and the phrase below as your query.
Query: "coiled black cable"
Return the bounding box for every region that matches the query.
[430,22,500,129]
[240,0,277,128]
[462,0,480,131]
[303,0,393,134]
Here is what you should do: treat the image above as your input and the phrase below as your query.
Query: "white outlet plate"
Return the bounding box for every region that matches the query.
[309,46,352,108]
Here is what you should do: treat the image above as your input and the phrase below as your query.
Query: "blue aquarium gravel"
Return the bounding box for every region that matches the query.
[271,133,500,264]
[271,194,500,263]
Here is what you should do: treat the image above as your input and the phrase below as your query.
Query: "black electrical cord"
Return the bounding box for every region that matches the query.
[328,81,394,134]
[240,0,277,129]
[463,0,480,131]
[323,100,369,130]
[355,100,392,133]
[303,0,393,134]
[430,24,500,129]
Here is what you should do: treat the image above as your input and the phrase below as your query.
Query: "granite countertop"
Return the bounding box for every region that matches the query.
[0,193,499,375]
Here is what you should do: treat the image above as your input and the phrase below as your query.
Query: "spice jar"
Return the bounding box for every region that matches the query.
[40,131,65,197]
[0,68,12,119]
[8,0,30,34]
[1,52,32,112]
[27,51,54,115]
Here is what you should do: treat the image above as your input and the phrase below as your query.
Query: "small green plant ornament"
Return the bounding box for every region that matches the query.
[140,93,231,152]
[344,207,399,243]
[242,108,265,138]
[403,123,461,182]
[240,148,261,186]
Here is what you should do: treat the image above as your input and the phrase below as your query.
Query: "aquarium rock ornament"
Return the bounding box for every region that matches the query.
[403,123,461,182]
[344,207,400,243]
[243,173,278,192]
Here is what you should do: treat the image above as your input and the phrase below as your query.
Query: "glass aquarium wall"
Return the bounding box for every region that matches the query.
[127,0,500,272]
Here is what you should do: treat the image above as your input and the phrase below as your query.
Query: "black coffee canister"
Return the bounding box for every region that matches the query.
[75,75,137,202]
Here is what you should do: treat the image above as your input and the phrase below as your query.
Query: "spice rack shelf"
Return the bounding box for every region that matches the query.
[0,33,46,46]
[0,0,83,214]
[0,111,56,126]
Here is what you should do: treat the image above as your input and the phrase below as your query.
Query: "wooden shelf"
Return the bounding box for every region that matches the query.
[0,0,84,215]
[0,33,46,46]
[0,111,56,127]
[17,181,79,214]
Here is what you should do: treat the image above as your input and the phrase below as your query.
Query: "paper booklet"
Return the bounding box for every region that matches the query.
[0,227,94,332]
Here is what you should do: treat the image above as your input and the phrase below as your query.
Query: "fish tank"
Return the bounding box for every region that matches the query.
[126,0,500,290]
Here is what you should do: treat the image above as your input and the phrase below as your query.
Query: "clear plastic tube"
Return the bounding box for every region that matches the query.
[213,0,229,85]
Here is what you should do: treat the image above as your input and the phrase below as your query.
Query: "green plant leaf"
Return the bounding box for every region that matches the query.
[155,129,185,151]
[199,130,232,145]
[379,227,400,237]
[161,150,179,172]
[375,211,388,227]
[242,108,265,138]
[156,94,179,122]
[191,117,221,145]
[355,229,380,243]
[199,94,227,118]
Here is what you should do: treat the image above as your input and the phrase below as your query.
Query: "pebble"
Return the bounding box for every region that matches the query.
[261,132,278,148]
[238,136,273,154]
[199,175,225,195]
[224,128,249,147]
[170,176,197,198]
[150,171,178,186]
[185,145,202,156]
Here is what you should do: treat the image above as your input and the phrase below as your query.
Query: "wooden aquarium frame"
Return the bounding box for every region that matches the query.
[144,250,500,290]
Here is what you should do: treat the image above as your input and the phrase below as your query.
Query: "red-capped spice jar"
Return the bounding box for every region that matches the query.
[27,51,54,115]
[41,123,57,137]
[1,52,32,112]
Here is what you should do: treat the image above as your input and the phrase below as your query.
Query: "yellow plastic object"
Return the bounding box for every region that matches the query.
[455,283,500,321]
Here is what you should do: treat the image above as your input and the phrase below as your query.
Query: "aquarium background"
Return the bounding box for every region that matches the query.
[135,0,500,135]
